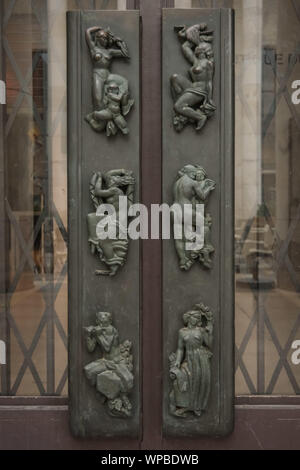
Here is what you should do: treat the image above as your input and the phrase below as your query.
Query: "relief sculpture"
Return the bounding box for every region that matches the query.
[85,26,134,136]
[169,303,214,418]
[170,23,216,132]
[87,169,135,276]
[83,311,134,418]
[173,164,215,271]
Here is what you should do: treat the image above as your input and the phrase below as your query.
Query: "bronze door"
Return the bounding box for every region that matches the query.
[0,0,300,450]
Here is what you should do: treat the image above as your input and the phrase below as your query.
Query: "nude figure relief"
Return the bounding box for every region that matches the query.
[85,26,134,137]
[87,169,135,276]
[173,164,216,271]
[170,23,216,133]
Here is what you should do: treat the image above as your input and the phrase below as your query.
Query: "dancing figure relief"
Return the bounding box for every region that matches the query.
[171,23,216,133]
[83,312,134,418]
[173,164,216,271]
[85,26,134,137]
[86,169,135,276]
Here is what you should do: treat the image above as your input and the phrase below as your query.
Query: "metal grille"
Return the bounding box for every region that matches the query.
[1,0,300,396]
[234,0,300,394]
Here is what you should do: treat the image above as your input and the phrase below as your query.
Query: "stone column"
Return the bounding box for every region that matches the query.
[47,0,68,229]
[174,0,192,7]
[117,0,127,9]
[234,0,263,223]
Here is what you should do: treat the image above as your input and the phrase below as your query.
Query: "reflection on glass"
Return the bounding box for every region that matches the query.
[234,0,300,394]
[1,0,300,396]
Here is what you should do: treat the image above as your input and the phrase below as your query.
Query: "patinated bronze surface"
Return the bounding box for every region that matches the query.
[173,164,215,271]
[87,169,135,276]
[83,311,134,418]
[68,10,140,438]
[163,8,234,438]
[170,23,216,133]
[169,302,213,418]
[85,26,134,136]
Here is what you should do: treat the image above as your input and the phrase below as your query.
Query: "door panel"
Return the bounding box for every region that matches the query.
[162,7,234,437]
[67,9,141,439]
[0,0,300,451]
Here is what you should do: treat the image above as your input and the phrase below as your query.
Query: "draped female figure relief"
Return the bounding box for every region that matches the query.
[170,23,216,133]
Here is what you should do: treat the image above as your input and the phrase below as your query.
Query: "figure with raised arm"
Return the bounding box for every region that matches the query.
[169,303,214,418]
[85,26,134,136]
[170,23,216,132]
[173,164,216,271]
[87,169,135,276]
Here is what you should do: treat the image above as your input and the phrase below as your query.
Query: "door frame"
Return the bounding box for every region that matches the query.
[0,0,300,451]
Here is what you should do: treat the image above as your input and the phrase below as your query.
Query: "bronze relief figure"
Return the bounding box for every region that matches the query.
[83,311,134,418]
[173,164,215,271]
[85,27,134,136]
[87,169,135,276]
[170,23,216,132]
[169,303,214,418]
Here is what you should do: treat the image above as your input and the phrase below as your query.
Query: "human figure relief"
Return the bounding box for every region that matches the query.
[169,303,214,418]
[85,26,134,136]
[173,164,216,271]
[83,312,134,418]
[86,169,135,276]
[170,23,216,132]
